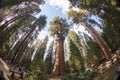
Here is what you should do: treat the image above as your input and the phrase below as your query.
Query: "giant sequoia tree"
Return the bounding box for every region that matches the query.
[68,0,120,53]
[67,9,111,60]
[49,17,69,75]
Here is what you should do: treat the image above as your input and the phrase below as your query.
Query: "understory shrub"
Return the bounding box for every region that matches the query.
[62,70,97,80]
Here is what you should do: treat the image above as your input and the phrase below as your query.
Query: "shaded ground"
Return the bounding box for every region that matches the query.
[49,77,61,80]
[49,62,120,80]
[94,63,120,80]
[48,75,62,80]
[1,53,120,80]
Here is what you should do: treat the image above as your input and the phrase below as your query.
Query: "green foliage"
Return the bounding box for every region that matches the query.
[67,10,80,24]
[62,70,97,80]
[68,0,120,52]
[0,0,45,9]
[68,31,82,47]
[0,0,47,62]
[49,17,69,40]
[0,16,32,53]
[44,41,54,74]
[69,0,117,10]
[31,39,47,68]
[34,15,47,30]
[101,8,120,51]
[67,31,102,70]
[20,47,34,69]
[0,1,47,79]
[30,37,48,79]
[0,0,23,8]
[67,31,85,72]
[30,66,48,80]
[84,34,102,64]
[23,71,48,80]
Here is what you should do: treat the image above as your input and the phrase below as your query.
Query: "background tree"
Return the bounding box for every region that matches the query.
[83,33,102,65]
[67,10,111,60]
[67,31,84,72]
[45,41,54,74]
[30,36,48,80]
[68,31,84,71]
[0,0,47,66]
[68,0,120,53]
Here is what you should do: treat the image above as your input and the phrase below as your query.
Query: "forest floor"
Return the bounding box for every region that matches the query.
[49,76,62,80]
[49,62,120,80]
[1,54,120,80]
[94,62,120,80]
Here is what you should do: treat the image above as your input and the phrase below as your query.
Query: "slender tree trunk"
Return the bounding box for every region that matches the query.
[81,22,111,60]
[0,13,30,32]
[11,26,36,64]
[15,33,35,63]
[6,32,26,59]
[15,39,31,63]
[52,39,66,75]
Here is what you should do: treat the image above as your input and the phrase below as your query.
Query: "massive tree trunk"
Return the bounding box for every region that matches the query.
[80,21,111,60]
[52,39,66,75]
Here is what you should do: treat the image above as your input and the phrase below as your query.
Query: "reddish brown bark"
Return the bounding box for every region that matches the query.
[81,22,111,60]
[52,39,66,75]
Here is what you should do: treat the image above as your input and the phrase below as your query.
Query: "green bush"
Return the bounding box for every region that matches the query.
[62,70,97,80]
[33,71,48,80]
[23,71,48,80]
